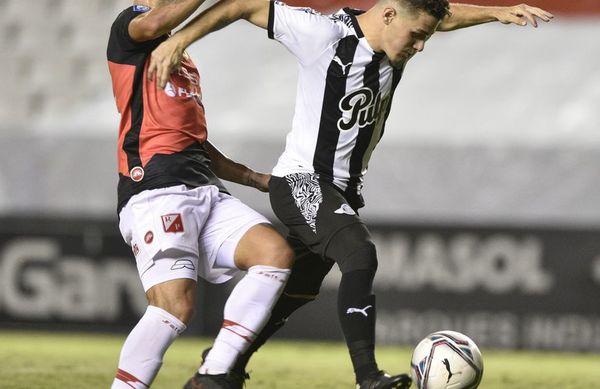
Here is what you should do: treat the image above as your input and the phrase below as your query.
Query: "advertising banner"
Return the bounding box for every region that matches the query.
[321,224,600,351]
[2,218,600,351]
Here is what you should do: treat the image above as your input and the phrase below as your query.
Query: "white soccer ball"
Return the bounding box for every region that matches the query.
[410,330,483,389]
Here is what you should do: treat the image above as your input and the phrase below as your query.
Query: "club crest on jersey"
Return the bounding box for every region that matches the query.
[337,87,391,131]
[162,213,184,233]
[130,166,144,182]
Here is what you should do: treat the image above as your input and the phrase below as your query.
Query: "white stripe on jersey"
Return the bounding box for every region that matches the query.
[269,2,404,193]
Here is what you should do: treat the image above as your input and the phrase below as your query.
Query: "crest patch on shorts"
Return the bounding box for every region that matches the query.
[162,213,185,233]
[144,231,154,244]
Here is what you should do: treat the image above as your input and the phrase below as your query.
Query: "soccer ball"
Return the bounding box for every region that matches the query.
[410,330,483,389]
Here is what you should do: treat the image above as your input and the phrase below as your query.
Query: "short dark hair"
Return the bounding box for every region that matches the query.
[398,0,451,20]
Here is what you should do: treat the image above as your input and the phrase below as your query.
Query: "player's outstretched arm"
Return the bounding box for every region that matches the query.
[128,0,207,42]
[205,141,271,192]
[148,0,269,88]
[438,3,554,31]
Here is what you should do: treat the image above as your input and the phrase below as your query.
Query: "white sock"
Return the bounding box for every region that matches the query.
[200,265,290,374]
[111,305,186,388]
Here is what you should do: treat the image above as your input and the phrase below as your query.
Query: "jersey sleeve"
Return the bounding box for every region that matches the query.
[112,8,165,52]
[268,1,342,65]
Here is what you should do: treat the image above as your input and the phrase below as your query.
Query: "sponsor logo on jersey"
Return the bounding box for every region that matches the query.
[334,204,356,216]
[177,67,200,86]
[130,166,144,182]
[164,82,177,97]
[337,87,391,131]
[162,214,184,233]
[333,56,352,76]
[144,231,154,244]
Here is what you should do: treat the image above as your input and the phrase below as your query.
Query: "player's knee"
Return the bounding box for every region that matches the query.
[260,237,295,269]
[339,241,378,274]
[147,289,196,324]
[327,224,378,274]
[335,240,378,273]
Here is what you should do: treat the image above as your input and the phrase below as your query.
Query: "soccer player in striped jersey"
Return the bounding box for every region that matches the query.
[107,1,295,388]
[148,1,553,388]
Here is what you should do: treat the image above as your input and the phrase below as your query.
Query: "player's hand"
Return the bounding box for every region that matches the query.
[248,172,271,192]
[148,37,185,89]
[495,4,554,27]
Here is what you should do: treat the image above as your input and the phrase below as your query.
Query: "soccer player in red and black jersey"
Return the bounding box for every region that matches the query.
[107,1,295,388]
[147,1,553,388]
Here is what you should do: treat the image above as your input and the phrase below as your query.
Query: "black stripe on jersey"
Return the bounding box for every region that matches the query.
[379,65,405,142]
[268,0,276,39]
[347,52,383,189]
[122,63,145,170]
[344,8,365,38]
[313,36,360,181]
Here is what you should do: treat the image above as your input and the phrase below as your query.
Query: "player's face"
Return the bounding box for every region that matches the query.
[381,9,439,67]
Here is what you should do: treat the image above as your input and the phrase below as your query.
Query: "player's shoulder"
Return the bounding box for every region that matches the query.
[111,5,147,31]
[329,8,365,34]
[275,2,357,37]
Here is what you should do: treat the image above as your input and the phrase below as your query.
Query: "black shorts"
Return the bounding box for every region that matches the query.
[269,173,366,261]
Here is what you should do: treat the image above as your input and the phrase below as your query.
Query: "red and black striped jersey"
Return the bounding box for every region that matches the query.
[107,6,227,212]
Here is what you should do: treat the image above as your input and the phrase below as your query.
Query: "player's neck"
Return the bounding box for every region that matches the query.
[356,10,383,53]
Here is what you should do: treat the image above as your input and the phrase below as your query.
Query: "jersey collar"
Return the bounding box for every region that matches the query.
[343,8,366,38]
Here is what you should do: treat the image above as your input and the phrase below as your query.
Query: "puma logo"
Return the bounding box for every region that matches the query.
[333,55,352,75]
[442,358,454,383]
[346,305,373,317]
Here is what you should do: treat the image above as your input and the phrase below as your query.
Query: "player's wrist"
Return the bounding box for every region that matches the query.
[490,6,504,22]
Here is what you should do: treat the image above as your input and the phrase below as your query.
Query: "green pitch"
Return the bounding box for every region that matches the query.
[1,330,600,388]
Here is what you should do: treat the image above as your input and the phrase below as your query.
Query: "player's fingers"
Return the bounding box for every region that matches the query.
[147,58,156,82]
[530,7,554,22]
[519,10,538,27]
[504,13,526,26]
[158,65,169,89]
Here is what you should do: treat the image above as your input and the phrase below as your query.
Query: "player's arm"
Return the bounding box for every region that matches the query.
[205,141,270,192]
[437,3,554,31]
[148,0,269,88]
[128,0,207,42]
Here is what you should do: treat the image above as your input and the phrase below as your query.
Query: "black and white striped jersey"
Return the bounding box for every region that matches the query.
[268,1,405,197]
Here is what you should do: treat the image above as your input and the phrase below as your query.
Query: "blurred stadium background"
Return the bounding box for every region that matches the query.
[1,0,599,355]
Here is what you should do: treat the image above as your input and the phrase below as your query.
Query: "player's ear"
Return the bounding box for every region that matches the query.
[383,7,396,25]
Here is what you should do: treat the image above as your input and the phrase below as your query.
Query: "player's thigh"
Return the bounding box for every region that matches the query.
[283,236,335,297]
[269,174,364,257]
[118,185,215,291]
[233,223,293,270]
[202,193,292,272]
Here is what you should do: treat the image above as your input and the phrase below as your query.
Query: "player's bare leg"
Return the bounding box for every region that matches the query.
[112,278,196,389]
[185,224,293,388]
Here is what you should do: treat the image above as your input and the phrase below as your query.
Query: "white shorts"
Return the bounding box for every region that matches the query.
[118,185,270,291]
